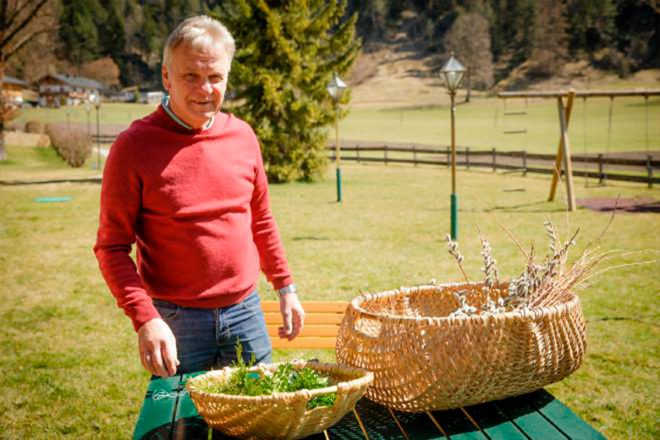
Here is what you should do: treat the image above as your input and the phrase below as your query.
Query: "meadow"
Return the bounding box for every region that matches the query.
[14,94,660,155]
[0,144,658,438]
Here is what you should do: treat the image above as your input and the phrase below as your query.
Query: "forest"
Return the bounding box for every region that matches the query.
[5,0,659,90]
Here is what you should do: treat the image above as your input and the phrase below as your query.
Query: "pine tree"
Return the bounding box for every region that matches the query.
[59,0,104,67]
[215,0,360,182]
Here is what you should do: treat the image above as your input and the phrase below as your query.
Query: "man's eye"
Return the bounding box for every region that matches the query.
[209,75,223,83]
[184,74,197,81]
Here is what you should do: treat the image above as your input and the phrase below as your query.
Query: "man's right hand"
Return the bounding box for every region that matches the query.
[137,318,180,377]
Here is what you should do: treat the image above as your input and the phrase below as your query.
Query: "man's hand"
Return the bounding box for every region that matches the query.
[279,293,305,341]
[137,318,180,377]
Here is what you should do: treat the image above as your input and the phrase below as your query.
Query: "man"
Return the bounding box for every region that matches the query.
[94,15,305,378]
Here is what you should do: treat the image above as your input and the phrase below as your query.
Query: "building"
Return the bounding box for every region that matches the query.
[2,76,29,105]
[38,74,104,107]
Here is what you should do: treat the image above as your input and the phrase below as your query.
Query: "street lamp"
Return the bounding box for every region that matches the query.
[440,52,466,241]
[327,73,347,203]
[92,94,102,170]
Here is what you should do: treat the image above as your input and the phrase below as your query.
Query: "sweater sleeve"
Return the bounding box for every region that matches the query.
[249,137,294,291]
[93,132,159,331]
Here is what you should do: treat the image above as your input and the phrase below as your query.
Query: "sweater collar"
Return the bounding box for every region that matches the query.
[161,95,215,131]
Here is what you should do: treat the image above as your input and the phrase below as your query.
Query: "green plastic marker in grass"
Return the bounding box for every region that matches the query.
[34,197,72,203]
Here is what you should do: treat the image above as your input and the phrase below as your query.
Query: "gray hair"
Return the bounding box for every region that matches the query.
[163,15,235,68]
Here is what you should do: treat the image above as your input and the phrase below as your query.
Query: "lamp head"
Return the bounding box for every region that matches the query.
[440,52,466,92]
[327,73,347,101]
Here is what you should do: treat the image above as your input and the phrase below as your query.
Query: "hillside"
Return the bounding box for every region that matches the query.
[348,43,660,109]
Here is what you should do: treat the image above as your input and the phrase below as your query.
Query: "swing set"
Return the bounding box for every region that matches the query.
[497,89,660,211]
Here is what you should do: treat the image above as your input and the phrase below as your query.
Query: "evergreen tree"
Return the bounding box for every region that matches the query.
[215,0,360,182]
[59,0,104,67]
[565,0,616,55]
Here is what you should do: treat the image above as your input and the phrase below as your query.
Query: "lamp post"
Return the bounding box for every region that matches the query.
[440,52,466,241]
[84,102,92,137]
[327,74,347,203]
[65,106,72,130]
[92,94,102,170]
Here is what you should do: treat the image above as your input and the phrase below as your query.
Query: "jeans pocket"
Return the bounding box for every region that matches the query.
[238,291,262,315]
[152,299,181,320]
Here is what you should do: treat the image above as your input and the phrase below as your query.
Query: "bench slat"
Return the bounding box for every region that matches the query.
[266,324,340,337]
[271,336,337,349]
[263,312,344,325]
[261,300,348,313]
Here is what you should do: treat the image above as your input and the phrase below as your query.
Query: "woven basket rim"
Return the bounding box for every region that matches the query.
[349,282,580,324]
[186,360,374,404]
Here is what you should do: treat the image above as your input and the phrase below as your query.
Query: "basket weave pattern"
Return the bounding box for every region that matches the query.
[186,361,373,440]
[336,283,586,412]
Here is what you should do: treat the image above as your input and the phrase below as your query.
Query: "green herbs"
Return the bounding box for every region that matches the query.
[191,343,336,409]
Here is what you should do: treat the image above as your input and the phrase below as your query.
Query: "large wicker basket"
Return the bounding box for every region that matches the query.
[335,282,586,412]
[186,361,373,440]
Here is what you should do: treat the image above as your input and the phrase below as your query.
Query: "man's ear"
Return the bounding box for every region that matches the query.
[162,64,171,91]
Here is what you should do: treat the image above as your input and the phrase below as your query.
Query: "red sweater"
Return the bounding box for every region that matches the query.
[94,106,293,331]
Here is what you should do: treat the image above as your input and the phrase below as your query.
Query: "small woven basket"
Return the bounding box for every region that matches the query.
[186,361,373,440]
[336,282,586,412]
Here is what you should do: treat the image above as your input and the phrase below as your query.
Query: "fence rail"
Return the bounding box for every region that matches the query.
[92,135,657,187]
[328,145,658,187]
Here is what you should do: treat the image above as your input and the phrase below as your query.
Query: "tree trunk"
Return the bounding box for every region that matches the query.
[0,61,6,161]
[465,68,472,103]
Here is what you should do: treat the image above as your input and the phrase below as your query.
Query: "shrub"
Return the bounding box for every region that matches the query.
[46,126,92,167]
[25,120,45,134]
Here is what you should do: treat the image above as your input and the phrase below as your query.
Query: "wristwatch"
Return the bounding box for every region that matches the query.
[278,283,297,297]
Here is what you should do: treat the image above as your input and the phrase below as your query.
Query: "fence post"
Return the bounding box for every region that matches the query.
[598,153,605,185]
[356,144,360,164]
[466,147,470,170]
[647,154,653,189]
[413,145,417,167]
[384,145,388,165]
[523,150,528,176]
[446,146,450,168]
[492,148,497,172]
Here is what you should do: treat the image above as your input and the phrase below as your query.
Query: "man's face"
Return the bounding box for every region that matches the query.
[162,44,230,129]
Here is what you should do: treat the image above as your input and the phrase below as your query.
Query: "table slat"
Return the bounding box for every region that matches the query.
[133,375,181,440]
[430,409,486,440]
[524,390,606,440]
[463,402,527,440]
[495,393,569,439]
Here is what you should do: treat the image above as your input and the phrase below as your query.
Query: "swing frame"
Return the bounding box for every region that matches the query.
[497,89,660,212]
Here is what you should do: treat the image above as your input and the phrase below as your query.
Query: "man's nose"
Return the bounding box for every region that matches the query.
[199,80,213,93]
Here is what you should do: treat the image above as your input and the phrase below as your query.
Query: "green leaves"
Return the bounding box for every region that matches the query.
[215,0,360,182]
[193,342,336,409]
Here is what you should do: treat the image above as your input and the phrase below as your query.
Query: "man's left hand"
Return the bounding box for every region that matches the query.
[279,293,305,341]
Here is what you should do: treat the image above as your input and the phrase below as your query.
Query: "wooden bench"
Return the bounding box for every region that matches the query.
[262,300,348,349]
[133,301,606,439]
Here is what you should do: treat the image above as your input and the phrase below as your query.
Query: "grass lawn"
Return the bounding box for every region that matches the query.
[0,145,104,182]
[0,146,658,438]
[12,96,660,155]
[341,96,660,154]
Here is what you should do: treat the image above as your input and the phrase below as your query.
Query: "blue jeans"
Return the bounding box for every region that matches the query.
[152,290,272,375]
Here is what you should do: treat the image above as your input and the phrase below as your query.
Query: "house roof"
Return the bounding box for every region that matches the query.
[4,76,28,87]
[42,74,104,90]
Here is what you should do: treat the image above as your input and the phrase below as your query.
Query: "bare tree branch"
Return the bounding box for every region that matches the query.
[0,0,50,52]
[5,26,52,61]
[6,0,36,31]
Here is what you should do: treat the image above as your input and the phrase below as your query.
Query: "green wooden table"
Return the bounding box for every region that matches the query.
[134,373,605,440]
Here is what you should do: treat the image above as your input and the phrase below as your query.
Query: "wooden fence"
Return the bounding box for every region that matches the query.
[327,145,659,187]
[93,135,657,187]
